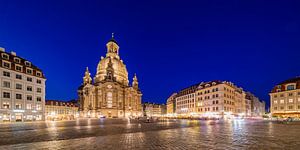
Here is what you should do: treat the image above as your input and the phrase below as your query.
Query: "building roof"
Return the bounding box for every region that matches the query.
[0,49,45,78]
[176,83,200,97]
[175,80,243,97]
[271,76,300,93]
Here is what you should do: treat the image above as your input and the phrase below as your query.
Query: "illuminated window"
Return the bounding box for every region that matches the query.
[15,103,22,109]
[3,102,10,108]
[274,100,278,104]
[107,92,112,108]
[289,99,293,103]
[280,100,284,104]
[27,104,32,110]
[36,104,42,110]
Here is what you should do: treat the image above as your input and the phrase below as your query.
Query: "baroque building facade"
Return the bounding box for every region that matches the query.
[78,36,142,118]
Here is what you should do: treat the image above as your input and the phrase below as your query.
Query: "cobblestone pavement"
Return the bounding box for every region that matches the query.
[0,119,300,150]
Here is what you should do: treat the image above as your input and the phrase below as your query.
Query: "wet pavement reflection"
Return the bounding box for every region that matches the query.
[0,119,299,149]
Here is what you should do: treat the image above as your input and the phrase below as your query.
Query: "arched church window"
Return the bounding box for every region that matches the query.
[107,92,113,108]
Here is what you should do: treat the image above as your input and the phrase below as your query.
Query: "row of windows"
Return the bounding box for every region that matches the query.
[273,98,300,104]
[177,104,195,109]
[46,109,76,115]
[177,94,195,100]
[2,61,42,77]
[1,53,31,66]
[197,94,220,101]
[177,99,194,105]
[2,81,42,92]
[273,105,300,110]
[1,54,31,66]
[2,102,42,110]
[276,84,296,92]
[224,100,235,105]
[197,88,219,95]
[2,92,42,101]
[273,92,300,98]
[2,71,42,84]
[197,107,224,112]
[224,87,235,94]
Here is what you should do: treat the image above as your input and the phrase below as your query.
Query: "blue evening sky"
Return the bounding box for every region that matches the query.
[0,0,300,108]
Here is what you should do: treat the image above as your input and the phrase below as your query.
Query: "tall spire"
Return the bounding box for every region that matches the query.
[83,67,92,85]
[132,73,139,90]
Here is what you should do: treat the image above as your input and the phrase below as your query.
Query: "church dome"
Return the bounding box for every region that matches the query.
[94,36,129,85]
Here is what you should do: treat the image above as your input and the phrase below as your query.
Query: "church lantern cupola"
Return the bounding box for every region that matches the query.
[106,33,120,59]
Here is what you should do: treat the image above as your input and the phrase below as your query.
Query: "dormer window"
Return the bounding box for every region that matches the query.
[36,72,41,77]
[205,84,210,87]
[14,58,21,63]
[25,61,31,67]
[286,84,296,91]
[1,53,9,60]
[26,68,33,75]
[2,61,11,69]
[212,82,216,85]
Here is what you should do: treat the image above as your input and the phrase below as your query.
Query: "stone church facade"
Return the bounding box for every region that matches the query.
[78,35,142,118]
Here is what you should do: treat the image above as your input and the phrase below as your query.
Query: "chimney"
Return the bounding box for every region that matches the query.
[0,47,5,52]
[11,51,17,56]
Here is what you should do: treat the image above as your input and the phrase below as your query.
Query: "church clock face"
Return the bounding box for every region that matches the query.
[107,85,112,89]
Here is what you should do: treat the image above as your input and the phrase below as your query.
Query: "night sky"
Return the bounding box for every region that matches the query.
[0,1,300,108]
